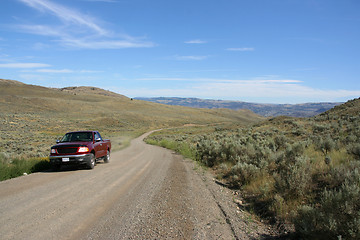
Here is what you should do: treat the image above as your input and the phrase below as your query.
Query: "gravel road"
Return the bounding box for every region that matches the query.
[0,131,277,240]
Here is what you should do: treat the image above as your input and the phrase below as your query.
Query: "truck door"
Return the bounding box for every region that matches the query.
[94,132,105,158]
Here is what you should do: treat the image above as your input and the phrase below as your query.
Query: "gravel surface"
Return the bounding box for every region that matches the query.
[0,131,279,239]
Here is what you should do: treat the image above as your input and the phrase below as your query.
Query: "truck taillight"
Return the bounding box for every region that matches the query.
[78,147,89,153]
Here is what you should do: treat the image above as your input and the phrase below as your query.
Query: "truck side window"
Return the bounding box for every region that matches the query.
[94,132,102,141]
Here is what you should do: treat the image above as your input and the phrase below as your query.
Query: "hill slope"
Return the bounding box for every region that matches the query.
[135,97,341,117]
[0,79,263,159]
[319,97,360,117]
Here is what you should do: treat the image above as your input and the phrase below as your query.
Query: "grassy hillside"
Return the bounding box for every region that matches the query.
[145,97,360,239]
[0,79,263,161]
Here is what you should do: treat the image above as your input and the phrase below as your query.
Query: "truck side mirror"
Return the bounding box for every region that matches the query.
[56,140,60,143]
[95,137,102,142]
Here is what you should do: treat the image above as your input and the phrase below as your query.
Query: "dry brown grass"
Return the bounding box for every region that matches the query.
[0,79,263,160]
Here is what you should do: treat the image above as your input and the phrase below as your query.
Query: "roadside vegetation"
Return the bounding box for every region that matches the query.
[146,98,360,239]
[0,155,51,181]
[0,79,261,180]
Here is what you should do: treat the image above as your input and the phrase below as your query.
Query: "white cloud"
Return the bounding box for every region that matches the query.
[136,77,302,83]
[0,63,51,68]
[121,77,360,103]
[29,68,103,73]
[61,38,155,49]
[184,39,207,44]
[226,47,255,51]
[18,24,65,37]
[16,0,155,49]
[18,74,50,82]
[174,55,209,61]
[19,0,107,35]
[82,0,119,2]
[36,69,73,73]
[193,80,360,103]
[0,54,11,61]
[32,42,50,50]
[79,70,103,73]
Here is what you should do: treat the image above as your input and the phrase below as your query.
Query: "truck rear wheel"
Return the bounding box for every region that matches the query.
[104,150,110,163]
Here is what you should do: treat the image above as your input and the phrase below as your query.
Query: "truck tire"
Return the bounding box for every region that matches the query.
[104,150,110,163]
[87,153,95,169]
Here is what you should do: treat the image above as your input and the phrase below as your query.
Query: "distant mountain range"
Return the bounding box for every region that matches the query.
[135,97,342,117]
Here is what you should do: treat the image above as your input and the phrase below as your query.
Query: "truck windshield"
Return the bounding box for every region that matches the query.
[60,132,93,142]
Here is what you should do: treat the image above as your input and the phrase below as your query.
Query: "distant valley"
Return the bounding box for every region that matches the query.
[135,97,342,117]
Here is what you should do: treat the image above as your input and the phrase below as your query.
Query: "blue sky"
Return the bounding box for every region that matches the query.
[0,0,359,103]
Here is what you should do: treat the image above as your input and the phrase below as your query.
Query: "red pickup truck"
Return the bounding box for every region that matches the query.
[50,131,111,170]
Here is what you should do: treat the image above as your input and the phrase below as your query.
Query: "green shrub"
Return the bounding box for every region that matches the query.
[270,194,287,219]
[319,136,336,156]
[313,124,329,134]
[146,138,197,160]
[231,160,262,186]
[196,138,221,167]
[0,157,50,181]
[348,143,360,160]
[295,167,360,239]
[346,134,358,144]
[275,155,312,199]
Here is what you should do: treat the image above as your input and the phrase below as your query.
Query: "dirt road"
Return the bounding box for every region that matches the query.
[0,131,275,240]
